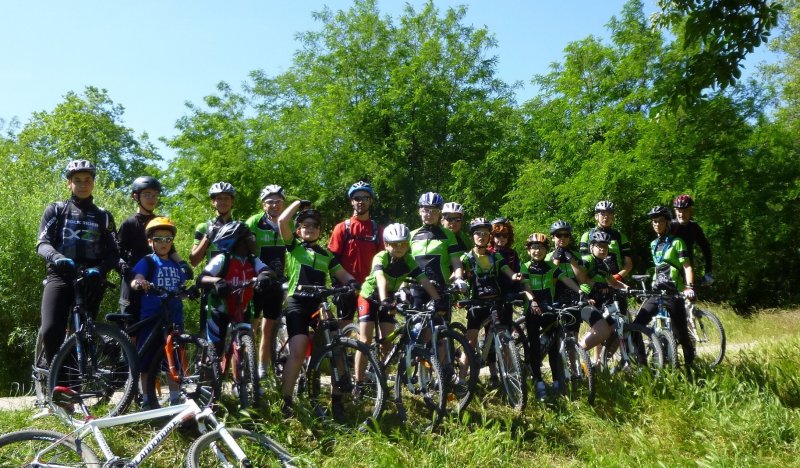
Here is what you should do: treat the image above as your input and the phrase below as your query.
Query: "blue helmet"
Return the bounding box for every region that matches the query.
[418,192,444,208]
[347,181,375,199]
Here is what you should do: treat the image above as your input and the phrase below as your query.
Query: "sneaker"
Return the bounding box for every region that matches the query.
[535,380,547,401]
[281,396,294,419]
[258,365,267,380]
[552,380,562,396]
[331,398,345,422]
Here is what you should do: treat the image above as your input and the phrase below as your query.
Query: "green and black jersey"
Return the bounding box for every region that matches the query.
[461,250,509,299]
[285,237,342,296]
[521,260,562,304]
[578,227,631,274]
[410,224,462,287]
[193,216,230,263]
[650,235,689,291]
[245,212,286,277]
[360,251,427,300]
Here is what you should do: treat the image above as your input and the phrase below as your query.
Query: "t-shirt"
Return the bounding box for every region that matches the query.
[245,213,286,277]
[203,253,267,322]
[360,251,427,300]
[578,227,632,274]
[117,212,156,270]
[521,260,562,304]
[670,220,712,273]
[285,237,343,296]
[328,216,384,283]
[650,235,690,291]
[410,224,462,287]
[461,250,509,299]
[581,254,615,303]
[132,254,187,320]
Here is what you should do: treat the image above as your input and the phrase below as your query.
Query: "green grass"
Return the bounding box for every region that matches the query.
[2,304,799,466]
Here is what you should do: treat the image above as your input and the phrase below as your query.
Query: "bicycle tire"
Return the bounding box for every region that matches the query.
[555,337,596,405]
[236,334,260,409]
[511,318,529,376]
[145,334,222,408]
[0,429,101,466]
[448,321,468,336]
[48,323,138,417]
[656,329,679,368]
[33,331,49,405]
[185,427,295,468]
[689,307,726,367]
[495,331,527,410]
[394,346,446,428]
[307,338,386,428]
[433,328,479,415]
[601,323,665,375]
[271,317,289,385]
[340,323,360,341]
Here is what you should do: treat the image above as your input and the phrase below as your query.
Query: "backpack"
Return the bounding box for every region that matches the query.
[466,252,501,299]
[344,218,380,247]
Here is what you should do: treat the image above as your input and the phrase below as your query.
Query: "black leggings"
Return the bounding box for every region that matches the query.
[39,274,102,364]
[525,313,558,381]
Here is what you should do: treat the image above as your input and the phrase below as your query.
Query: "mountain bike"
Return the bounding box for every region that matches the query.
[539,302,596,404]
[457,296,527,410]
[216,279,261,409]
[599,292,665,375]
[0,385,295,467]
[277,285,387,428]
[685,299,726,367]
[106,283,222,409]
[37,270,138,417]
[629,275,680,368]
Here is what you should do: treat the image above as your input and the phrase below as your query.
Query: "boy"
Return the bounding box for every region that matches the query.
[278,200,357,416]
[442,202,472,252]
[130,217,188,408]
[190,182,236,266]
[671,194,713,285]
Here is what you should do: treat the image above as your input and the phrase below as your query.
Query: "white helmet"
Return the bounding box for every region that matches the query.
[442,202,465,214]
[383,223,410,243]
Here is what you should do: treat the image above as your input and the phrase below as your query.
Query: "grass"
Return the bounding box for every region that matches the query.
[1,304,799,466]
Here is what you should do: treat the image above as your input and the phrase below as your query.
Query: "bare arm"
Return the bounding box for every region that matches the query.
[278,200,303,243]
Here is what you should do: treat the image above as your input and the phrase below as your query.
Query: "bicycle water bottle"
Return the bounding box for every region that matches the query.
[411,322,423,340]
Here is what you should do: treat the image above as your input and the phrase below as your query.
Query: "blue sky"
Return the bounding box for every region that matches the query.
[1,1,774,159]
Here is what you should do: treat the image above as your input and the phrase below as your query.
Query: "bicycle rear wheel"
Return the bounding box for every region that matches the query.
[555,337,596,404]
[307,338,386,428]
[495,331,527,410]
[601,324,665,375]
[394,346,445,428]
[185,427,295,467]
[689,307,726,367]
[48,323,138,417]
[146,334,222,408]
[234,334,260,409]
[433,328,479,415]
[0,429,101,466]
[655,329,678,368]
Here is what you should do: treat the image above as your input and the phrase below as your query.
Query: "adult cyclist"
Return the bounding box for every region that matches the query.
[189,182,236,267]
[442,202,472,252]
[35,160,119,367]
[670,194,714,285]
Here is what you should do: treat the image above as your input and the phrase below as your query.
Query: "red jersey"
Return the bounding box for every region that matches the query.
[328,216,384,282]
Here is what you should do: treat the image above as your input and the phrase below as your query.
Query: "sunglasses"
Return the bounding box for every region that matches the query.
[152,236,174,244]
[444,217,463,222]
[351,196,372,202]
[387,241,409,248]
[553,232,571,239]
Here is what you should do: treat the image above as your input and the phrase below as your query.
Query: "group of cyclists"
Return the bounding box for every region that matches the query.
[35,158,715,419]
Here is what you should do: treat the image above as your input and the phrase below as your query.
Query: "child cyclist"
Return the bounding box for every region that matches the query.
[354,223,441,391]
[633,206,696,366]
[278,200,358,417]
[197,222,274,359]
[130,217,188,408]
[442,202,472,252]
[519,233,586,400]
[671,194,714,285]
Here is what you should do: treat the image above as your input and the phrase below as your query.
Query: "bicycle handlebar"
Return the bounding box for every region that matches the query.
[295,284,353,298]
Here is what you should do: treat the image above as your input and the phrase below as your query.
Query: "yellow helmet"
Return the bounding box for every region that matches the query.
[145,217,177,237]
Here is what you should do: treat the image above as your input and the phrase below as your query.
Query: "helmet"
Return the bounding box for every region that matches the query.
[383,223,410,243]
[525,233,549,247]
[490,217,509,226]
[673,194,694,208]
[647,206,672,220]
[260,184,285,201]
[442,202,465,214]
[212,221,251,253]
[468,217,492,234]
[145,217,177,237]
[549,220,572,235]
[590,230,613,245]
[65,160,96,179]
[131,176,162,195]
[208,182,235,198]
[347,181,375,199]
[295,209,322,225]
[594,200,615,213]
[418,192,444,208]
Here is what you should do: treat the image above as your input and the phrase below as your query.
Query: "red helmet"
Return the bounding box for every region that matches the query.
[673,194,694,208]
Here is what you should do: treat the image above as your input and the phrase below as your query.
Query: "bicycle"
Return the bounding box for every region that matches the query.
[0,385,295,467]
[35,270,138,417]
[276,284,387,428]
[457,296,527,410]
[629,275,680,368]
[538,302,596,404]
[599,292,666,375]
[105,283,222,409]
[685,298,726,367]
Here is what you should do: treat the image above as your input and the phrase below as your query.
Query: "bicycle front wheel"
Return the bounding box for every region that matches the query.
[689,308,726,367]
[495,331,527,410]
[235,334,260,409]
[307,338,386,428]
[185,427,295,468]
[601,324,665,376]
[48,323,138,417]
[655,329,678,368]
[146,334,222,408]
[0,429,101,466]
[433,328,478,415]
[555,337,596,405]
[394,346,445,428]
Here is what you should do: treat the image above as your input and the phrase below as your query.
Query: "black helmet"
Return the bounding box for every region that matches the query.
[131,176,162,194]
[65,159,96,179]
[647,206,672,220]
[212,221,251,253]
[208,182,236,198]
[549,220,572,235]
[468,217,492,234]
[295,209,322,225]
[590,231,613,245]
